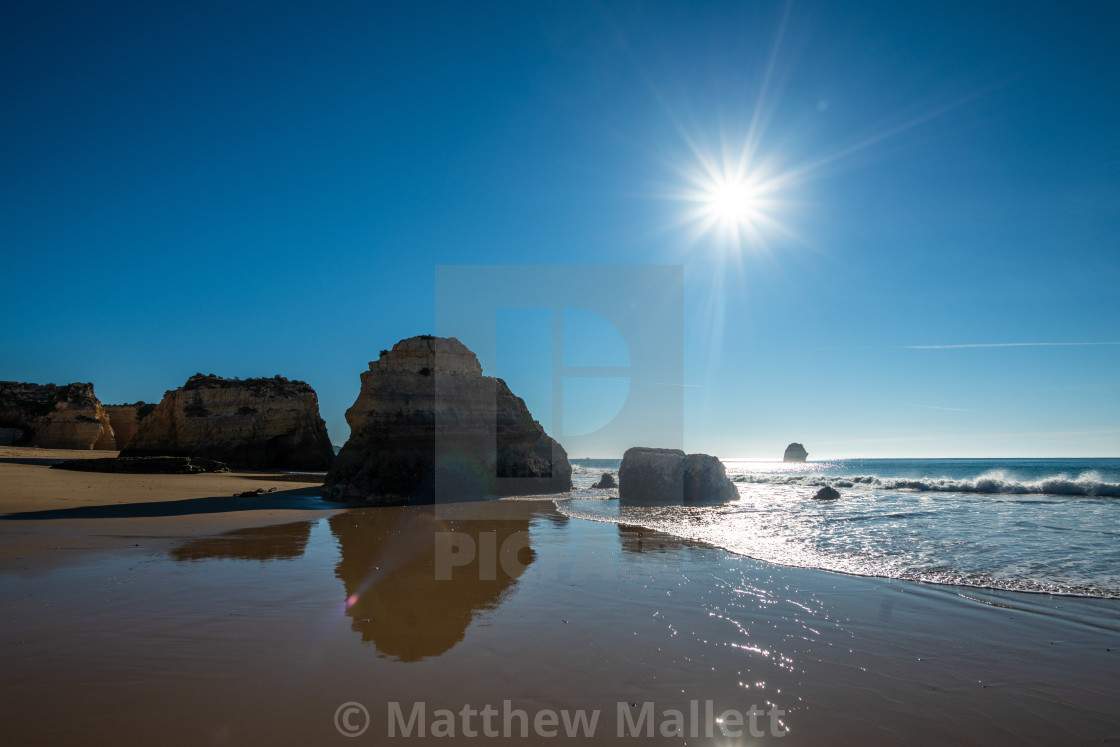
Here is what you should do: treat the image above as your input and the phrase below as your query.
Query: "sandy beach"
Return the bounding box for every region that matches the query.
[1,448,1117,745]
[0,447,337,569]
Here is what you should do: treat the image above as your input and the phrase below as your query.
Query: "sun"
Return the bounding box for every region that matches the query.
[668,128,804,252]
[705,177,760,228]
[677,159,777,247]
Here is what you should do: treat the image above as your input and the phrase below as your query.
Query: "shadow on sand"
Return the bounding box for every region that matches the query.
[0,487,332,521]
[0,457,71,467]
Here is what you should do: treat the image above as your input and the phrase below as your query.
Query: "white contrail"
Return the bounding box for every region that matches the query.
[906,342,1120,350]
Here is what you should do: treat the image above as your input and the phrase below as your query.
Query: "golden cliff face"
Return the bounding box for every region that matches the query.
[0,381,115,450]
[326,335,571,504]
[102,403,156,450]
[120,374,334,470]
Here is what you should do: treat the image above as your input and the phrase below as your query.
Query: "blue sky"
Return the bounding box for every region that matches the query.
[2,1,1118,457]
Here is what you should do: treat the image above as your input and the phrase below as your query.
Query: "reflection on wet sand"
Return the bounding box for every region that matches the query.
[330,501,541,662]
[164,501,554,662]
[171,521,313,562]
[617,521,709,556]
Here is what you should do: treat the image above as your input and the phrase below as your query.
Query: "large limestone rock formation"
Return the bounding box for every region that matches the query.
[103,402,157,450]
[325,335,571,504]
[618,446,738,505]
[120,374,334,470]
[783,442,808,462]
[0,381,115,450]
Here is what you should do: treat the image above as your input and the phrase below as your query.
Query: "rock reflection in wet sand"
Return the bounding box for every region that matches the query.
[170,521,313,562]
[330,501,537,661]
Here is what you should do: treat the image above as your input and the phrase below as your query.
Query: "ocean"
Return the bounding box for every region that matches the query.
[561,457,1120,599]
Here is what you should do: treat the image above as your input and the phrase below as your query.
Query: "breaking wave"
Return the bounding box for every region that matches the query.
[732,470,1120,497]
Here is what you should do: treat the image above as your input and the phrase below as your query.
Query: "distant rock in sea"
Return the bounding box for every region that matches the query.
[103,402,157,450]
[120,374,334,470]
[0,381,115,450]
[325,335,572,505]
[812,486,841,501]
[618,447,738,505]
[783,442,808,462]
[591,472,617,489]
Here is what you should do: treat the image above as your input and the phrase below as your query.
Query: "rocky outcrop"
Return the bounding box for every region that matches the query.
[51,456,229,474]
[591,472,617,489]
[618,447,738,505]
[812,486,840,501]
[0,381,115,450]
[325,335,571,504]
[783,442,808,462]
[120,374,334,470]
[235,487,277,497]
[103,402,157,450]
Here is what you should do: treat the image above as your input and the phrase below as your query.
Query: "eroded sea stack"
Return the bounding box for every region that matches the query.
[0,381,115,450]
[325,335,572,504]
[783,442,808,462]
[120,374,334,470]
[618,446,738,505]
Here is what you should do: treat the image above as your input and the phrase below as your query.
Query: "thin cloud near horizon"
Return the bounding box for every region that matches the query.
[905,342,1120,350]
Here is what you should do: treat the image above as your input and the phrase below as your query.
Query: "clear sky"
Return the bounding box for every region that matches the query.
[2,1,1118,458]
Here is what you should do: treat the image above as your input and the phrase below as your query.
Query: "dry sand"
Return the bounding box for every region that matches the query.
[1,447,1118,745]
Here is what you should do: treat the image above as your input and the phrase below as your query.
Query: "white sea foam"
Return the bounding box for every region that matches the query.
[563,458,1120,598]
[732,470,1120,497]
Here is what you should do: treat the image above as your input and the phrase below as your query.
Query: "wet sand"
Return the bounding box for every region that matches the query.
[1,450,1118,744]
